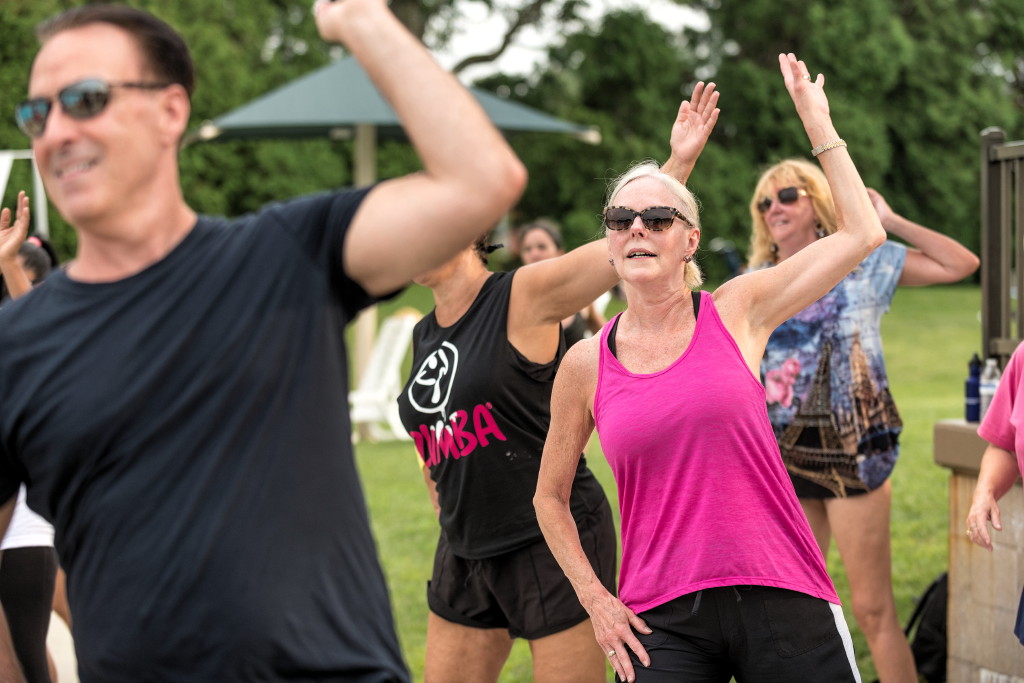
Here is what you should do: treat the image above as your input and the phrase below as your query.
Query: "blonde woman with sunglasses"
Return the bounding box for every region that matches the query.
[749,150,978,681]
[537,54,888,682]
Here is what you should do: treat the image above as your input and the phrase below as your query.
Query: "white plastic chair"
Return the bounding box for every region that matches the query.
[349,308,421,442]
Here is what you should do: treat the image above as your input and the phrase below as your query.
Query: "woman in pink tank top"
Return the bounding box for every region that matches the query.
[535,54,883,683]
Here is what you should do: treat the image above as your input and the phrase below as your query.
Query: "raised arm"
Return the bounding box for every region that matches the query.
[507,240,618,362]
[0,192,32,300]
[718,54,885,358]
[866,188,980,285]
[659,82,720,186]
[534,341,650,683]
[314,0,527,296]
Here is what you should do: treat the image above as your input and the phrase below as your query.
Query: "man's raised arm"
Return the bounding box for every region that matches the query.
[314,0,527,296]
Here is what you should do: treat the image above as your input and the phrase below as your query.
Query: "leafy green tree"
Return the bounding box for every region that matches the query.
[1,0,599,262]
[485,0,1021,282]
[1,0,349,260]
[0,1,76,257]
[476,9,701,256]
[684,0,1022,263]
[391,0,587,74]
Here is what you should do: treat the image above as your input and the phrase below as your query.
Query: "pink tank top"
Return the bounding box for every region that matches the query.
[594,291,838,613]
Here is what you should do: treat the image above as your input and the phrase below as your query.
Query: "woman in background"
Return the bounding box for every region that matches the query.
[966,339,1024,645]
[751,154,978,680]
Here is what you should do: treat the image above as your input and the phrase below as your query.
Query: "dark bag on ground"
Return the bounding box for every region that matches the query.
[906,572,948,683]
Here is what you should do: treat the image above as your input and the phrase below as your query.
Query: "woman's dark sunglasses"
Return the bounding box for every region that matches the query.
[15,79,169,138]
[603,206,690,232]
[757,186,809,213]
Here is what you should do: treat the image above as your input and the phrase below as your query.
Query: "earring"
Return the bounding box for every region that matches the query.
[682,255,692,263]
[608,258,615,266]
[770,243,779,254]
[815,223,826,239]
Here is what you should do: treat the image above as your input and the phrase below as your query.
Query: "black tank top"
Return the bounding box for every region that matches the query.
[397,271,608,559]
[562,312,589,348]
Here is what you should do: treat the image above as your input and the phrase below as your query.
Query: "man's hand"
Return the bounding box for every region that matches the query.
[312,0,388,44]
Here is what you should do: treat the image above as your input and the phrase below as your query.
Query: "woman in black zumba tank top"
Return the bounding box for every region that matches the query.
[396,82,721,682]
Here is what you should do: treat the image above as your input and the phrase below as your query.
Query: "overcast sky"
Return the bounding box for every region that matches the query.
[433,0,707,81]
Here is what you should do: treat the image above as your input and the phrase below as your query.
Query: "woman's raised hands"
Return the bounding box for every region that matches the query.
[661,81,721,184]
[778,53,831,128]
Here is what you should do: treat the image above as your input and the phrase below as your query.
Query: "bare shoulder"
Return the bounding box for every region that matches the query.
[710,273,756,323]
[556,334,602,394]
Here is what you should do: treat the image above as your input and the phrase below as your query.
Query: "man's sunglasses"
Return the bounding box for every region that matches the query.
[756,187,809,213]
[15,79,169,138]
[603,206,690,232]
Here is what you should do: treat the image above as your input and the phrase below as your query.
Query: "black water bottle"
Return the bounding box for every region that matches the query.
[965,353,982,422]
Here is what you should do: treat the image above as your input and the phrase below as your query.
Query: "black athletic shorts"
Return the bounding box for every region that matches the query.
[621,586,861,682]
[427,500,616,640]
[790,473,870,500]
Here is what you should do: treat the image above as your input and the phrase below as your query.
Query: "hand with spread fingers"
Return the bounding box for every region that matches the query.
[966,443,1019,551]
[779,52,829,116]
[0,191,33,300]
[585,589,651,683]
[661,81,720,185]
[964,507,997,551]
[0,191,30,264]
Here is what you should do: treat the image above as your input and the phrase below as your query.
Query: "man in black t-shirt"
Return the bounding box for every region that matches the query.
[0,2,526,681]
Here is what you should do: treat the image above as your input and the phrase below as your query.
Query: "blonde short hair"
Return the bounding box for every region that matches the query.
[606,160,704,289]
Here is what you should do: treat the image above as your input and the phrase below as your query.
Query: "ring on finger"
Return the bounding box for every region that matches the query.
[608,650,616,658]
[802,75,811,81]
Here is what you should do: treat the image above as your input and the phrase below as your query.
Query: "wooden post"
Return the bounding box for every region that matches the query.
[354,124,378,441]
[980,127,1007,363]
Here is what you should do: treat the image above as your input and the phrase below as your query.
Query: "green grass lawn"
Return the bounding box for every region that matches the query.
[353,283,981,682]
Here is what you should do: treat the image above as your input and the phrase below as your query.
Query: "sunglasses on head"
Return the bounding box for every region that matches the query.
[757,186,809,213]
[15,78,170,138]
[603,206,690,232]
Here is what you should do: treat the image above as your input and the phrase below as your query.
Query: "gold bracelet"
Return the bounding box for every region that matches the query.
[811,139,847,157]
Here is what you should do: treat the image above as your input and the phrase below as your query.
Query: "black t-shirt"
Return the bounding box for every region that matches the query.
[396,271,607,559]
[0,190,409,682]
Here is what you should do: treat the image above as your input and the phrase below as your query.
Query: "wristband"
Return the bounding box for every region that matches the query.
[811,139,847,157]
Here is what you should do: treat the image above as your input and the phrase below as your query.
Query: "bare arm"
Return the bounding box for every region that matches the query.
[0,193,32,300]
[314,0,527,296]
[0,496,27,682]
[534,340,650,683]
[966,444,1020,551]
[715,54,885,368]
[866,188,980,286]
[507,240,619,362]
[660,82,720,185]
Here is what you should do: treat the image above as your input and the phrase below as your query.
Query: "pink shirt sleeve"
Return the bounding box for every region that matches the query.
[979,343,1024,464]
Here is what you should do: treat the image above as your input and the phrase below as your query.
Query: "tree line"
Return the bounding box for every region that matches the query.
[1,0,1020,280]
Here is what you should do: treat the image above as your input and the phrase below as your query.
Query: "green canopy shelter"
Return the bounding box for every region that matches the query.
[188,56,599,145]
